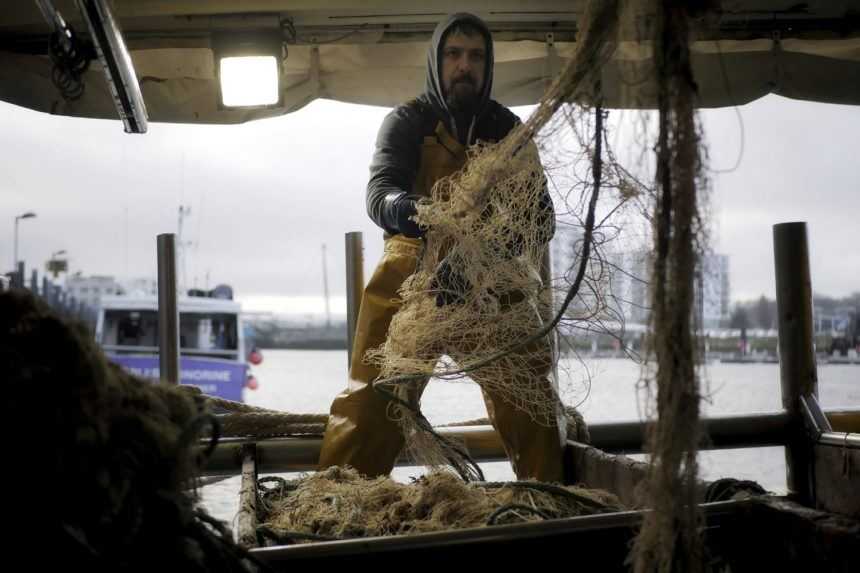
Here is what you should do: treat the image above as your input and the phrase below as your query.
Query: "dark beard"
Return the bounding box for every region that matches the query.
[445,78,479,114]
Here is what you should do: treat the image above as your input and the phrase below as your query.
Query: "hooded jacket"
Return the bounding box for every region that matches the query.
[366,13,554,242]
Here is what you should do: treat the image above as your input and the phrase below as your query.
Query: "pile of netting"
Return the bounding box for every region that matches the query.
[255,466,624,545]
[0,291,256,573]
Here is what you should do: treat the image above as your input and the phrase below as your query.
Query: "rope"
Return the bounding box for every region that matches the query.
[480,481,612,513]
[487,503,554,525]
[219,413,326,438]
[193,393,587,444]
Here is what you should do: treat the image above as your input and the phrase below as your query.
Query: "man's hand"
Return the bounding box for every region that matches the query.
[429,257,472,307]
[393,195,425,238]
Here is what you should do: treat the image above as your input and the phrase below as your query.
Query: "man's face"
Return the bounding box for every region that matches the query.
[440,31,486,112]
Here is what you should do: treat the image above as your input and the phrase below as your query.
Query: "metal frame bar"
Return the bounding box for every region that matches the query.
[198,410,860,477]
[249,499,748,564]
[157,233,180,384]
[773,222,818,503]
[344,231,364,369]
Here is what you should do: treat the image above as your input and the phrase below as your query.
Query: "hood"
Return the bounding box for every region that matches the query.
[423,13,494,132]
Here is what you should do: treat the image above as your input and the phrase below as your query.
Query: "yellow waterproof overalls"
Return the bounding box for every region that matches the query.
[318,121,565,482]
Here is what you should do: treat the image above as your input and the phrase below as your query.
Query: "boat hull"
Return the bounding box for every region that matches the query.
[109,354,247,401]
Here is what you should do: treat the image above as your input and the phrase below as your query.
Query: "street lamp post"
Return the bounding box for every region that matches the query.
[13,211,37,271]
[48,249,68,280]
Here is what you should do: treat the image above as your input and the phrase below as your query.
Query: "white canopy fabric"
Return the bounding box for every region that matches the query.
[1,1,859,124]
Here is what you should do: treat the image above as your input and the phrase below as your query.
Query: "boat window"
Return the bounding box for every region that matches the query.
[101,310,238,355]
[103,310,159,348]
[179,313,239,352]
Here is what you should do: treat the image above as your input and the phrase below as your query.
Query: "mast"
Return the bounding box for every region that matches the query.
[177,205,191,292]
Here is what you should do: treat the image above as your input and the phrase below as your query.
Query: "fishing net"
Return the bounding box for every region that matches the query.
[364,0,630,481]
[364,0,708,569]
[631,2,707,571]
[256,467,623,544]
[1,291,256,572]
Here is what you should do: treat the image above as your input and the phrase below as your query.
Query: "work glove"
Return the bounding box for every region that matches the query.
[393,194,425,238]
[429,257,471,307]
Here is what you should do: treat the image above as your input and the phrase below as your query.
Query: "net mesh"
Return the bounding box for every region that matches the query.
[363,0,707,568]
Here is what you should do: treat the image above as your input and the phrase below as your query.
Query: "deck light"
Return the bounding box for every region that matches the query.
[213,31,284,108]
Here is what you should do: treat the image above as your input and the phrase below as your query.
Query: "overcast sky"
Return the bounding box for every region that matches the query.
[1,93,858,315]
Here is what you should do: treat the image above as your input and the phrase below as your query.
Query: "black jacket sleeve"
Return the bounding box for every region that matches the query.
[366,104,425,235]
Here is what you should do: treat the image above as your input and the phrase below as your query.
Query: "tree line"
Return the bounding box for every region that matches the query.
[729,292,860,330]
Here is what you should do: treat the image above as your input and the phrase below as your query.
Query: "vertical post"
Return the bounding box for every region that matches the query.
[15,261,25,289]
[345,232,364,369]
[157,233,180,385]
[13,217,19,272]
[773,222,818,504]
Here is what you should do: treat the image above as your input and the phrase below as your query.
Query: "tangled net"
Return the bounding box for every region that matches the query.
[256,466,623,544]
[1,291,256,572]
[364,0,708,570]
[365,0,638,479]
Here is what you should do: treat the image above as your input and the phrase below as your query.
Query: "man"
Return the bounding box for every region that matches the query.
[318,13,565,482]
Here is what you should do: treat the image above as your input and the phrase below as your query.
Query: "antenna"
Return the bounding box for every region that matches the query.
[322,243,331,329]
[177,205,192,291]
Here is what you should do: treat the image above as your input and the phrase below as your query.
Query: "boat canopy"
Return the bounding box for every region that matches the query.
[1,0,859,125]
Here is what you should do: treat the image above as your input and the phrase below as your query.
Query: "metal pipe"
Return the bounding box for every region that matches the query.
[200,410,828,476]
[799,393,832,438]
[773,222,817,503]
[157,233,180,384]
[818,432,860,449]
[590,412,791,453]
[344,232,364,369]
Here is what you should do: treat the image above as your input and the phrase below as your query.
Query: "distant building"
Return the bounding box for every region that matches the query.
[695,254,731,329]
[550,225,651,323]
[813,305,857,334]
[121,277,158,297]
[607,251,651,325]
[549,222,583,285]
[550,229,731,328]
[66,274,121,308]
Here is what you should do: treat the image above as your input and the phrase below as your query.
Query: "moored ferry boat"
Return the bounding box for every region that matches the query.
[95,290,257,401]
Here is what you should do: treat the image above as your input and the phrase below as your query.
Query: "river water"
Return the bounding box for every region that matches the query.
[199,349,859,526]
